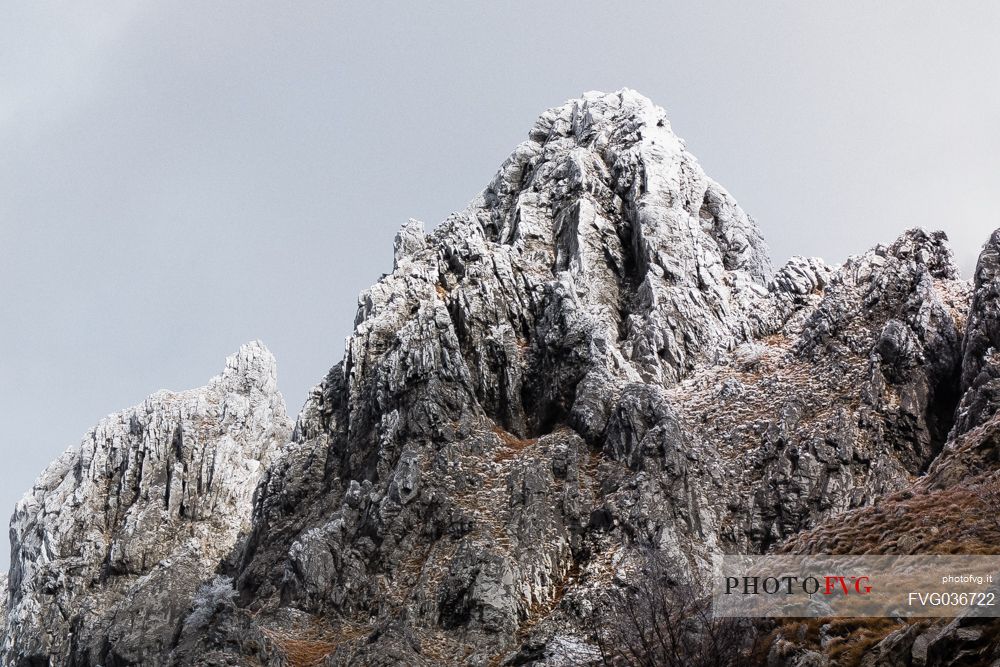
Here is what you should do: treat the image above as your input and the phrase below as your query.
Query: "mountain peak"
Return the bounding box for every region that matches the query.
[475,89,772,283]
[217,340,280,395]
[7,91,999,666]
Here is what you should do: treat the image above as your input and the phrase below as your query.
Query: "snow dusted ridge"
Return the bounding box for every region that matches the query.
[2,342,291,665]
[4,90,1000,665]
[225,89,969,663]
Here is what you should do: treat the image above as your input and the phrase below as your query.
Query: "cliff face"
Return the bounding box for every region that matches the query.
[771,234,1000,665]
[1,90,996,666]
[953,229,1000,436]
[2,343,291,666]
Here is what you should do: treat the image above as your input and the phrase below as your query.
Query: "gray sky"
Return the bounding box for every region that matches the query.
[3,1,1000,569]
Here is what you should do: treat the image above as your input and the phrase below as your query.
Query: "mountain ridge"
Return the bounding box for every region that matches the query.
[3,90,998,666]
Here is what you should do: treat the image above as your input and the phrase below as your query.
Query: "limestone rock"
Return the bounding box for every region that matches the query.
[4,89,1000,666]
[1,342,291,666]
[222,94,972,662]
[0,575,6,642]
[954,229,1000,435]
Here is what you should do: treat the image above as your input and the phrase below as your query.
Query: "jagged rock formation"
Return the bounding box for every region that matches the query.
[951,230,1000,437]
[759,232,1000,666]
[0,575,7,644]
[2,90,998,666]
[228,89,792,663]
[1,343,291,666]
[918,229,1000,491]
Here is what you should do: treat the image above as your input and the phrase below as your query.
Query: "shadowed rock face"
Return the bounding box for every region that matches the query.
[0,90,994,666]
[223,92,970,663]
[230,91,785,653]
[922,229,1000,488]
[954,229,1000,436]
[1,343,291,667]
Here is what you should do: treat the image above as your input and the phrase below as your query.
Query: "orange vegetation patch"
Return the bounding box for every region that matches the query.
[261,623,369,667]
[766,617,920,667]
[763,472,1000,665]
[491,424,537,462]
[781,473,1000,556]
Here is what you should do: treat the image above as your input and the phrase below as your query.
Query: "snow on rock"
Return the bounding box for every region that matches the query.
[1,342,291,666]
[1,89,992,666]
[226,92,970,662]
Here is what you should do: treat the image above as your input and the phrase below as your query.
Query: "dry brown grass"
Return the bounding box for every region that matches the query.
[781,474,1000,557]
[514,559,579,644]
[416,629,478,666]
[766,617,914,667]
[491,424,537,462]
[261,622,369,667]
[822,617,906,664]
[665,333,870,470]
[924,412,1000,487]
[761,470,1000,665]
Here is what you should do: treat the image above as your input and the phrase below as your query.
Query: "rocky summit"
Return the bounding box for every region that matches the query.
[3,90,1000,666]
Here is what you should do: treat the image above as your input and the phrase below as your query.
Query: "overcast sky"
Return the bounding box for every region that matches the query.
[3,1,1000,568]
